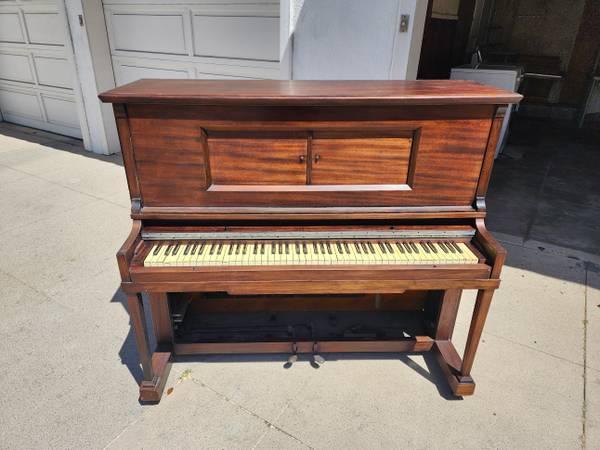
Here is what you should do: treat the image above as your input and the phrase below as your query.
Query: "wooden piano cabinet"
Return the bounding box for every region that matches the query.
[100,80,521,403]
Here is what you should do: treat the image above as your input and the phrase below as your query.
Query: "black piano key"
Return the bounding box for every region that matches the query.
[295,242,300,254]
[395,242,405,253]
[261,243,265,254]
[427,241,437,253]
[355,242,362,254]
[420,241,430,253]
[367,242,375,254]
[438,242,449,253]
[410,242,419,253]
[164,244,173,256]
[452,241,463,253]
[191,243,198,254]
[403,242,412,254]
[235,243,241,255]
[326,242,332,254]
[385,242,394,253]
[302,242,308,254]
[183,243,191,255]
[242,243,247,254]
[447,242,456,253]
[378,242,387,253]
[253,243,258,255]
[228,244,234,255]
[173,244,181,255]
[313,242,319,254]
[344,242,350,253]
[198,243,206,255]
[319,242,326,254]
[209,243,216,255]
[336,242,343,253]
[278,242,283,254]
[285,242,289,255]
[217,243,223,255]
[361,242,369,253]
[271,243,276,254]
[152,244,162,256]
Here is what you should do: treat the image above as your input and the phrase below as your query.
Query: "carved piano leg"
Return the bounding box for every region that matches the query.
[434,288,494,396]
[127,293,172,403]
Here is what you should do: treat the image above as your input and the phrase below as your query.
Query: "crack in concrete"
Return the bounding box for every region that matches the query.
[582,268,589,450]
[188,375,314,449]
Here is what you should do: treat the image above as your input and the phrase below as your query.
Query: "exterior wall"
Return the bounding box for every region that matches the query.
[489,0,586,73]
[290,0,426,80]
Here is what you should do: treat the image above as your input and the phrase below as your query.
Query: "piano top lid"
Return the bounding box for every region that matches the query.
[99,79,523,106]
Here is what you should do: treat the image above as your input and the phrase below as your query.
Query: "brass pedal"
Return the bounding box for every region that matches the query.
[311,342,325,367]
[284,342,299,368]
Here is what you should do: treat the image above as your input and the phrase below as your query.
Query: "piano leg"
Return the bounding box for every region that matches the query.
[460,288,494,377]
[434,288,494,396]
[127,293,173,403]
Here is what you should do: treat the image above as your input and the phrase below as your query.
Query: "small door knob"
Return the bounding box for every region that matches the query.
[299,155,305,163]
[314,154,321,163]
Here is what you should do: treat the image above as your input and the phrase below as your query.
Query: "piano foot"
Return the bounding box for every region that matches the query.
[434,340,476,397]
[139,350,173,403]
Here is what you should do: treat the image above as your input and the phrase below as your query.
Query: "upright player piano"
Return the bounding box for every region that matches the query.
[100,80,522,403]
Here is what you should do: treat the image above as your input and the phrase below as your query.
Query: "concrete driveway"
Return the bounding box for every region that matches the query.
[0,122,598,449]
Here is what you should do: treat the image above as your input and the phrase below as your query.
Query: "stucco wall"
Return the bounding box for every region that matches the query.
[291,0,425,80]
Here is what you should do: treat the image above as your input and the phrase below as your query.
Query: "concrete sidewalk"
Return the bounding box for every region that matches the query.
[0,122,598,449]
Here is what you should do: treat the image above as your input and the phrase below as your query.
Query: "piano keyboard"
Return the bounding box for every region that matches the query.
[143,240,480,267]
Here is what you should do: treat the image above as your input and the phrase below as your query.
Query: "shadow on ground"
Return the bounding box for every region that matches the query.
[0,122,123,167]
[488,115,600,256]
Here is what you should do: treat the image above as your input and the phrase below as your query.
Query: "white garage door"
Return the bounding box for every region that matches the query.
[0,1,82,138]
[103,0,282,85]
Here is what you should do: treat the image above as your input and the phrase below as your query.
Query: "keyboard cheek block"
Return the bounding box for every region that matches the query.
[100,79,521,403]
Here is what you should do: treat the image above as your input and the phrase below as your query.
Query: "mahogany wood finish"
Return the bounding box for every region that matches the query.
[100,80,521,403]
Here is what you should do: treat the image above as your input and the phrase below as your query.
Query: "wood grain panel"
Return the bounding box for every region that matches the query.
[130,122,207,206]
[126,103,492,208]
[208,137,307,185]
[311,137,412,185]
[99,79,523,106]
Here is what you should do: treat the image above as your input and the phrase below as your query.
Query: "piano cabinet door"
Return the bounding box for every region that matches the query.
[310,136,413,186]
[208,137,308,186]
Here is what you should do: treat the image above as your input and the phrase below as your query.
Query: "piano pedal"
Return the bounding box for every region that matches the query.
[284,342,299,369]
[311,342,325,368]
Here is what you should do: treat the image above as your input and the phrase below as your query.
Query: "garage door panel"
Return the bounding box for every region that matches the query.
[103,1,282,83]
[0,88,43,119]
[33,55,74,89]
[41,95,79,128]
[23,12,64,46]
[0,2,81,139]
[0,52,35,84]
[0,12,25,43]
[109,13,187,55]
[192,15,279,61]
[116,63,191,85]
